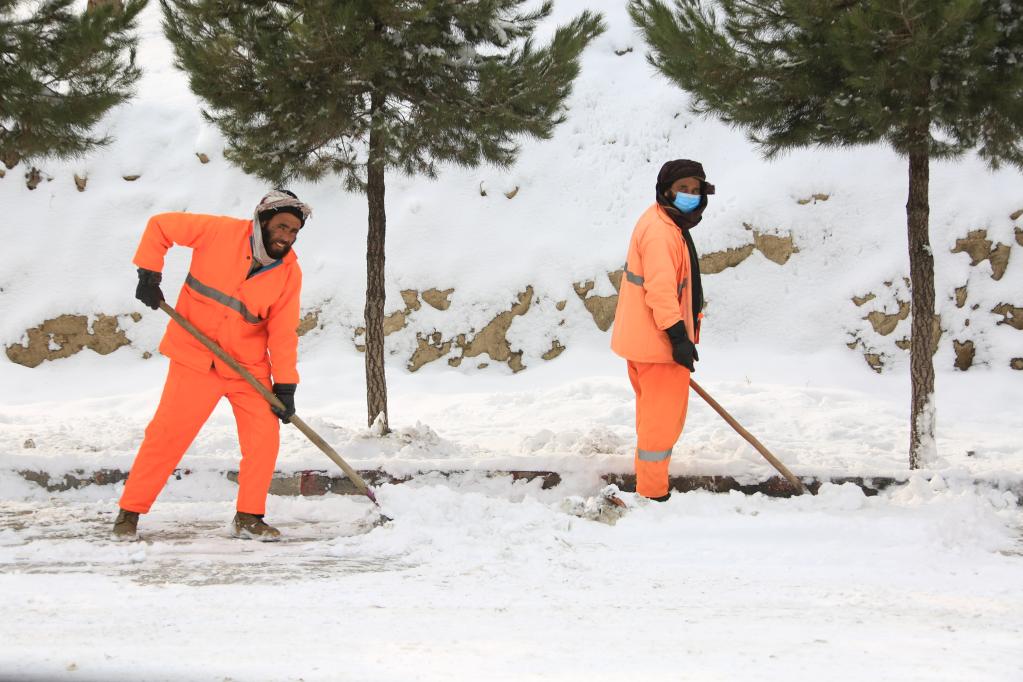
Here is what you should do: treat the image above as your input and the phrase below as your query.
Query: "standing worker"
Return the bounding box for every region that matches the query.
[112,190,312,541]
[610,160,713,501]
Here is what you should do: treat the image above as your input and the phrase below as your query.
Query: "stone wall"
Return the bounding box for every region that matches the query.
[847,216,1023,373]
[7,211,1022,373]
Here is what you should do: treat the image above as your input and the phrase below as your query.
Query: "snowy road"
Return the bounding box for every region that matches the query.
[2,473,1021,682]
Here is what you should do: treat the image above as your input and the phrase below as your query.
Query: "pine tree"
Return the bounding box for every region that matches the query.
[162,1,605,432]
[0,0,146,169]
[630,0,1023,469]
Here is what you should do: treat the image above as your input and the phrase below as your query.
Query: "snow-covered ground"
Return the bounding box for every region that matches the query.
[4,345,1022,483]
[2,0,1023,679]
[2,471,1021,681]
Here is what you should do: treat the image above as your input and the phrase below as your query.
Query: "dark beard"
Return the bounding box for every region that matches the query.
[261,224,291,259]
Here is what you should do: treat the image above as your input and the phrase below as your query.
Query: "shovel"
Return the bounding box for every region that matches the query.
[157,301,389,515]
[690,379,806,494]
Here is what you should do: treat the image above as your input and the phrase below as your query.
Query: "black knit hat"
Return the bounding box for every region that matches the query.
[258,189,307,227]
[260,205,305,225]
[656,159,707,198]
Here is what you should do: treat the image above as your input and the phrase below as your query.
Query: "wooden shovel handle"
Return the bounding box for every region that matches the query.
[690,379,805,494]
[157,301,378,504]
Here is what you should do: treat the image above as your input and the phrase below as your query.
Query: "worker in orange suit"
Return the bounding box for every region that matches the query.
[112,190,312,542]
[610,160,713,501]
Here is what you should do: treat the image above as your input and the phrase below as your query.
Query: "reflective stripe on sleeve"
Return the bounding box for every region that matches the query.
[625,262,687,297]
[624,262,645,286]
[186,273,263,324]
[637,447,672,462]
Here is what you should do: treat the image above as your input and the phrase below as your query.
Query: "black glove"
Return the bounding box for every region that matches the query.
[666,321,699,372]
[135,268,165,310]
[271,383,297,423]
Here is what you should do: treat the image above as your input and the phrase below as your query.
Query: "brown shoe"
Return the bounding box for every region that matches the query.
[232,512,281,542]
[112,509,139,542]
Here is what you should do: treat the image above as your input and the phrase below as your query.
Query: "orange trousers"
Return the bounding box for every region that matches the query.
[120,361,280,515]
[627,360,691,498]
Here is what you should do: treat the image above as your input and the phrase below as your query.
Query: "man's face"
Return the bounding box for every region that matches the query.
[262,213,303,259]
[668,176,702,199]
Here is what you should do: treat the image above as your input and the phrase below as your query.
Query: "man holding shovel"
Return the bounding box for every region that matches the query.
[113,190,312,542]
[611,160,711,501]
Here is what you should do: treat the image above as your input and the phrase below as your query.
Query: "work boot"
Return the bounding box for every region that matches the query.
[232,512,281,542]
[112,509,139,542]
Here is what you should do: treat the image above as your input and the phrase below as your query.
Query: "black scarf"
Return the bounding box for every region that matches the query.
[655,193,705,318]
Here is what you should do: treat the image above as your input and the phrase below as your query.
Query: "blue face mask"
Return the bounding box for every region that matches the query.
[672,192,701,213]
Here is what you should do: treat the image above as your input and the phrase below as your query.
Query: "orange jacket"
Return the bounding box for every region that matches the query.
[133,213,302,384]
[610,204,698,363]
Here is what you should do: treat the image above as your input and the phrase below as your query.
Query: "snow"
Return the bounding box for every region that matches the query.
[1,0,1022,679]
[3,346,1020,484]
[1,472,1021,680]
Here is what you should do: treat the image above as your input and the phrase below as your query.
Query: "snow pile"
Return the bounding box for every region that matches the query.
[3,351,1022,482]
[560,483,630,524]
[885,474,1022,552]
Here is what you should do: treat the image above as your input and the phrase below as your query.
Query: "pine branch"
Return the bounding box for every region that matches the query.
[0,0,146,163]
[161,0,604,186]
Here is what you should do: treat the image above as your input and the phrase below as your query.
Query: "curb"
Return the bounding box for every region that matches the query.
[13,468,1023,504]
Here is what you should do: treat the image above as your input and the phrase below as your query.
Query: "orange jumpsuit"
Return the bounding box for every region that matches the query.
[119,213,302,515]
[610,204,699,498]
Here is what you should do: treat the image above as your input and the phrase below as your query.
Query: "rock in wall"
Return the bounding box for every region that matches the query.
[847,220,1023,372]
[5,314,136,368]
[847,279,942,373]
[945,224,1022,370]
[951,229,1011,281]
[409,288,533,373]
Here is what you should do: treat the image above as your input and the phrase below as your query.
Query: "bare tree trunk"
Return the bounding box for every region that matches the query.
[363,93,389,432]
[906,149,936,469]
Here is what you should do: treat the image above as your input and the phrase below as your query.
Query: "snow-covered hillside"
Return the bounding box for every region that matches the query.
[2,1,1022,375]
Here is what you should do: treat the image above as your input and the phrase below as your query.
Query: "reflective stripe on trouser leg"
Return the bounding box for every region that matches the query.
[228,374,280,515]
[627,360,691,498]
[638,447,672,461]
[119,362,223,513]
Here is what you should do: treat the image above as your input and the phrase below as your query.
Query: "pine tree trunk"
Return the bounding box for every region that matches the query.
[363,94,389,432]
[87,0,123,10]
[906,150,936,469]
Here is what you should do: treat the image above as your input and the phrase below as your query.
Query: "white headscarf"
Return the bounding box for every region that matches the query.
[252,190,313,266]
